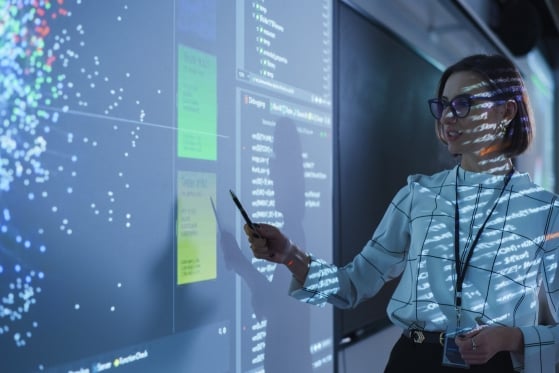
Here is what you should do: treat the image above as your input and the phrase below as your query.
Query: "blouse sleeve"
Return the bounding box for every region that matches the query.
[517,197,559,373]
[289,181,413,309]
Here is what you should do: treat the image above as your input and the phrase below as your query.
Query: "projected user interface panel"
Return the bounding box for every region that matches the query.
[1,1,333,372]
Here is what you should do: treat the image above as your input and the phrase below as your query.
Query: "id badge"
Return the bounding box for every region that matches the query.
[441,328,471,369]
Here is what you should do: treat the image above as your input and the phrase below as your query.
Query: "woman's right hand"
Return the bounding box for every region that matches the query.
[243,223,311,284]
[243,223,292,264]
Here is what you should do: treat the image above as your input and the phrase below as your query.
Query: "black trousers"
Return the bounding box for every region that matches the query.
[384,335,516,372]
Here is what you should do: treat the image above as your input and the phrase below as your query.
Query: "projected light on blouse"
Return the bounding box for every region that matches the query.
[295,172,559,332]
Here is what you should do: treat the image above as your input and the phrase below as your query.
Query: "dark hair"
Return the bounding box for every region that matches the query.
[435,54,534,157]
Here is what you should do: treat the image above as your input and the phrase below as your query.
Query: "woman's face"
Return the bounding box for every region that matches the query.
[439,71,512,169]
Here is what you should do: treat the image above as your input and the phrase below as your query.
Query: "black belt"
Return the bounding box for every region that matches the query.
[403,329,445,346]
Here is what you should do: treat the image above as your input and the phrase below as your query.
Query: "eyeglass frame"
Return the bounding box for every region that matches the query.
[427,94,507,120]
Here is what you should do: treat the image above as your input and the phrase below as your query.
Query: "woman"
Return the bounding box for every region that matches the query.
[244,54,559,372]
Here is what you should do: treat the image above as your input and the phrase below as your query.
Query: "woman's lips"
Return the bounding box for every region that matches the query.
[445,129,462,142]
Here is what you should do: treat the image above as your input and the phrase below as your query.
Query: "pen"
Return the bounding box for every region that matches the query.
[229,190,261,237]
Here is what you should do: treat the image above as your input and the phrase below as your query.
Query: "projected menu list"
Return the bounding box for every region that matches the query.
[236,0,332,108]
[237,88,332,372]
[233,2,333,371]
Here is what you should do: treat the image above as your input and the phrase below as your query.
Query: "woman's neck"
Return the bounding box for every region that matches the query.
[460,155,514,175]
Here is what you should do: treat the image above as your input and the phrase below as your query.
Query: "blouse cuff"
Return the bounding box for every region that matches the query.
[288,256,339,306]
[516,325,556,373]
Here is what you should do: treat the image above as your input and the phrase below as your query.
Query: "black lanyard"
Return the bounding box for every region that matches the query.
[453,166,513,326]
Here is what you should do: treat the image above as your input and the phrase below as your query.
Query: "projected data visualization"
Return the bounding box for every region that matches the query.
[1,1,176,372]
[1,1,333,372]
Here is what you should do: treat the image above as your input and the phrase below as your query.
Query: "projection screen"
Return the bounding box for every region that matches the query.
[0,1,334,372]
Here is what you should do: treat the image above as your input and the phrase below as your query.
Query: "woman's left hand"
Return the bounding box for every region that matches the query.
[455,326,523,365]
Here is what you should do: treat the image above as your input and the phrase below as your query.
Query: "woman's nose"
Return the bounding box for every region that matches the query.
[440,106,457,123]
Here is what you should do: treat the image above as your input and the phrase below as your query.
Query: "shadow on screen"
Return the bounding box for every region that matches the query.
[219,117,313,372]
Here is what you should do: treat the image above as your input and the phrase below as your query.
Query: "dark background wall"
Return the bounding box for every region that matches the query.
[334,2,455,342]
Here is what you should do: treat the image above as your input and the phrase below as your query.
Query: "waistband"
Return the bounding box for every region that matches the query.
[402,329,445,346]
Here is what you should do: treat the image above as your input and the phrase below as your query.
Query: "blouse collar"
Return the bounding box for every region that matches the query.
[455,165,530,187]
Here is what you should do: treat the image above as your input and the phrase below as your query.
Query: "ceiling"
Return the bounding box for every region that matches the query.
[532,0,559,68]
[347,0,559,71]
[470,0,559,68]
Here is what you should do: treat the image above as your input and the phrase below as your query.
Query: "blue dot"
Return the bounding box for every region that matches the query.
[14,264,21,272]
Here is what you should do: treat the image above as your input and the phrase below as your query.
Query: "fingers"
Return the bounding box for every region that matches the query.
[470,336,477,352]
[241,223,290,263]
[243,223,259,237]
[242,223,270,257]
[455,331,492,365]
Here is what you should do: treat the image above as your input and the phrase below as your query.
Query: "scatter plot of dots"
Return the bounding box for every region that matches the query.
[1,1,174,371]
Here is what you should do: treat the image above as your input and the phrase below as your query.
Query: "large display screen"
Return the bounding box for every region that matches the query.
[0,1,333,372]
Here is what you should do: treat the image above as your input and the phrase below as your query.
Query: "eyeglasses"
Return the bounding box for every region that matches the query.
[428,94,505,120]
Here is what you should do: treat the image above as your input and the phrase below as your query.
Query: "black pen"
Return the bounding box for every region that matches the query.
[229,190,261,237]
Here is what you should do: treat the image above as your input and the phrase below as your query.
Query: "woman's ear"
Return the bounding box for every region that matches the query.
[504,99,518,122]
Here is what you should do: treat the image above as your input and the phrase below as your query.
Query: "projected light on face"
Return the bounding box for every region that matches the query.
[0,0,166,353]
[439,79,505,156]
[428,69,528,176]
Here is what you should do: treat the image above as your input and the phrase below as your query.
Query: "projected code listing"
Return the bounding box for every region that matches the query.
[237,0,332,107]
[234,6,333,369]
[238,86,332,371]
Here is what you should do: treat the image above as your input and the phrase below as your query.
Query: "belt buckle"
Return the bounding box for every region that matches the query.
[411,330,425,344]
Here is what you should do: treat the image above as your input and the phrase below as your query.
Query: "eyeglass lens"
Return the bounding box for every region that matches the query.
[429,97,471,119]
